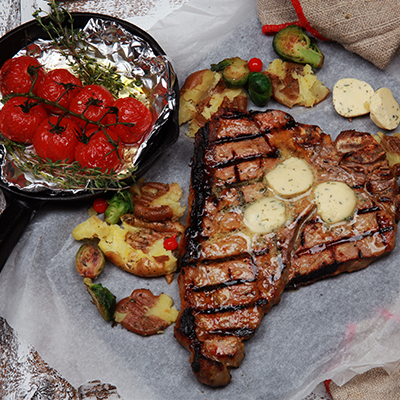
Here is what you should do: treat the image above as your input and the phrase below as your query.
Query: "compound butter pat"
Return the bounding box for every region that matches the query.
[333,78,374,118]
[314,181,356,224]
[265,157,314,197]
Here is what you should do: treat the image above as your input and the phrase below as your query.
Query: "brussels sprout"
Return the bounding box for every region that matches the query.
[273,25,324,69]
[75,243,105,279]
[84,278,116,322]
[104,190,134,225]
[210,57,250,88]
[247,72,272,107]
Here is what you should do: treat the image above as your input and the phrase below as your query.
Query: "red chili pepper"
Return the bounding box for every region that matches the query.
[93,198,108,214]
[164,234,178,251]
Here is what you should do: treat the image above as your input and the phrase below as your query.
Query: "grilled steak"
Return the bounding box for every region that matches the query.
[174,109,400,387]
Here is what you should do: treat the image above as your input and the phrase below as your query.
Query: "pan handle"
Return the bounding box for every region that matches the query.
[0,191,40,273]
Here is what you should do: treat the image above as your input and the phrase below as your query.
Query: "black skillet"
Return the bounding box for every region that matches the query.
[0,13,180,271]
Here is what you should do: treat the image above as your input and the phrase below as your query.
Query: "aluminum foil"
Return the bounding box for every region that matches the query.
[0,316,122,399]
[0,17,177,194]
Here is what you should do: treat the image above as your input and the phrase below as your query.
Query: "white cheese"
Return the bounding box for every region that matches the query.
[332,78,374,118]
[265,157,313,197]
[314,182,356,224]
[243,197,286,234]
[369,87,400,130]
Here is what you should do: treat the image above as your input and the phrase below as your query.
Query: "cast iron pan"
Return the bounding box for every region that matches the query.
[0,13,180,271]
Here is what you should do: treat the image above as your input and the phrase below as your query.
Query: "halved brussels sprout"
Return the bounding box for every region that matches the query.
[75,243,105,279]
[105,190,134,225]
[273,25,324,69]
[84,278,116,322]
[211,57,250,88]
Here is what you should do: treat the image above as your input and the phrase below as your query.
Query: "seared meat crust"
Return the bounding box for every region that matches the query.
[175,109,400,387]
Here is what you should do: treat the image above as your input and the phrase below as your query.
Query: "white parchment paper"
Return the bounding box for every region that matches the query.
[2,0,400,399]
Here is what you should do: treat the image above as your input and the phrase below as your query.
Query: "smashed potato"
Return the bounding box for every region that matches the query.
[73,180,186,282]
[264,59,329,108]
[179,69,247,137]
[72,215,184,281]
[373,131,400,176]
[130,179,185,222]
[179,69,220,124]
[114,289,179,336]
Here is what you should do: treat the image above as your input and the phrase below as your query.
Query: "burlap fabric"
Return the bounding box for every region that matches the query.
[327,364,400,400]
[257,0,400,70]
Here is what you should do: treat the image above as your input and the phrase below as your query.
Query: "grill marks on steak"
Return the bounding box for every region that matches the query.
[175,109,309,386]
[284,129,400,288]
[175,109,400,387]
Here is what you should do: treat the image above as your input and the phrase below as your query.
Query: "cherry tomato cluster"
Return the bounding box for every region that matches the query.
[0,55,154,173]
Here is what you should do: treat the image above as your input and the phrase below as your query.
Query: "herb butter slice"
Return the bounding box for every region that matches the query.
[369,87,400,130]
[314,181,356,224]
[332,78,374,118]
[244,197,286,233]
[265,157,313,197]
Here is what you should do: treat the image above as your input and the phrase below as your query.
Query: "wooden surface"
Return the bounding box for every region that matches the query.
[0,0,187,36]
[0,0,22,36]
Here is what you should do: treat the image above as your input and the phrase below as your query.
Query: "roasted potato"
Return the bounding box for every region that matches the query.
[73,180,186,282]
[130,179,185,222]
[114,289,179,336]
[179,69,247,137]
[264,59,329,108]
[373,131,400,176]
[72,215,183,280]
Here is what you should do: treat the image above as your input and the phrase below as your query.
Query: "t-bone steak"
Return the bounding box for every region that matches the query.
[174,109,400,387]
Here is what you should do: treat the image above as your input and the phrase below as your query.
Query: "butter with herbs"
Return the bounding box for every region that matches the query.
[314,181,356,224]
[264,157,314,198]
[332,78,374,118]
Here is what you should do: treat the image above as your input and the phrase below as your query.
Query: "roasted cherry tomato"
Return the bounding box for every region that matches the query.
[248,57,263,73]
[69,84,114,130]
[0,97,48,143]
[106,97,153,144]
[92,197,108,214]
[0,56,44,96]
[163,234,178,251]
[36,68,82,114]
[75,128,121,173]
[24,44,42,56]
[33,115,80,163]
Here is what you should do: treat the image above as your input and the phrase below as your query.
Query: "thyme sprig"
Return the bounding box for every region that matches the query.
[2,134,135,192]
[3,90,117,137]
[0,1,141,191]
[0,90,132,191]
[33,0,124,97]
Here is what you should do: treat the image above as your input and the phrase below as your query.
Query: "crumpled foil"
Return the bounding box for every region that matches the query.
[0,17,177,194]
[0,316,123,399]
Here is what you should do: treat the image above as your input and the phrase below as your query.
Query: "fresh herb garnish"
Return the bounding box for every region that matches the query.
[33,0,124,96]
